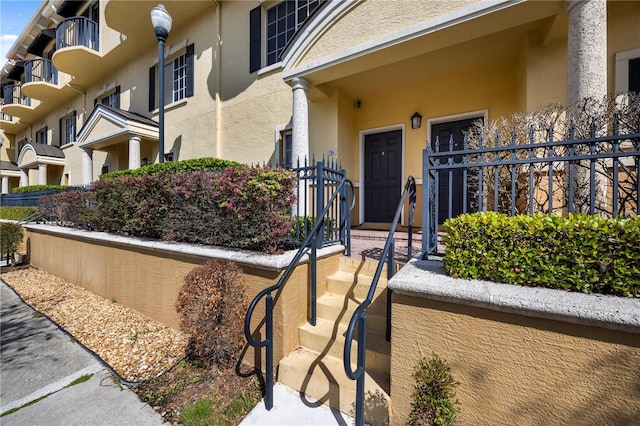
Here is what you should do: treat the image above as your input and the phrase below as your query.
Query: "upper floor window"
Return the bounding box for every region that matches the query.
[250,1,323,72]
[281,131,292,169]
[59,111,77,146]
[95,86,120,109]
[36,127,48,145]
[149,44,194,111]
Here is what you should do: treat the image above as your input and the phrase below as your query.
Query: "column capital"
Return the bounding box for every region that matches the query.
[291,77,310,92]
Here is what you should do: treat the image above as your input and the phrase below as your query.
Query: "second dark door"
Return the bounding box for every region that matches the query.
[431,117,481,224]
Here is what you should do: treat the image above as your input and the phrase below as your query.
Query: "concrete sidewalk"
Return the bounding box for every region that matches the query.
[0,280,164,425]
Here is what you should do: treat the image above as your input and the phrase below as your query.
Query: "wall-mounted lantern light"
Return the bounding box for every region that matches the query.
[411,112,422,129]
[151,4,172,163]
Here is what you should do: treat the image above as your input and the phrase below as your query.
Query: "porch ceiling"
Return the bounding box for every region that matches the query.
[289,0,564,99]
[314,15,559,104]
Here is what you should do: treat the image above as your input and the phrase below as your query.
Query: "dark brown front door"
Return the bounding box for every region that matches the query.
[431,118,481,224]
[364,130,402,223]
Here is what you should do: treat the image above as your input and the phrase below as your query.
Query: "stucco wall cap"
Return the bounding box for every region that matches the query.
[389,259,640,334]
[23,224,344,271]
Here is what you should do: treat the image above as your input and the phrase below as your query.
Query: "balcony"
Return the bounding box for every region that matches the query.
[52,16,101,86]
[22,59,60,101]
[2,84,39,122]
[0,102,21,134]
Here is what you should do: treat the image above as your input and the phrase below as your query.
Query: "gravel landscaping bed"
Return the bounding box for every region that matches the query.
[1,267,189,383]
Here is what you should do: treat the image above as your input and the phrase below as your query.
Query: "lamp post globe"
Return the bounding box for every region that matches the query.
[151,4,172,163]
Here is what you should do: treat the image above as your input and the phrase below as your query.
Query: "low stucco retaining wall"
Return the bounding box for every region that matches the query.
[23,224,344,372]
[388,259,640,426]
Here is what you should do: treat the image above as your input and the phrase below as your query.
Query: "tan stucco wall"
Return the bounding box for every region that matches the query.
[25,226,342,374]
[391,295,640,425]
[607,1,640,93]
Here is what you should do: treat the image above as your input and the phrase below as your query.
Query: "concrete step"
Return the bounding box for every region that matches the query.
[278,346,390,426]
[299,317,390,375]
[316,292,388,329]
[337,257,395,278]
[326,270,388,300]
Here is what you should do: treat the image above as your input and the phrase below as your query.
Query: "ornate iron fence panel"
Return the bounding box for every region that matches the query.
[422,115,640,257]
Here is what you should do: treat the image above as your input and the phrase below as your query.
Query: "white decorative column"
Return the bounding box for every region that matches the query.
[291,77,310,166]
[565,0,608,213]
[291,77,311,215]
[38,164,47,185]
[128,136,141,169]
[20,169,28,187]
[1,176,8,194]
[566,0,607,106]
[82,148,93,186]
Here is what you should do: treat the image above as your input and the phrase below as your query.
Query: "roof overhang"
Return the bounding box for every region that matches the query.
[17,143,66,169]
[77,104,159,150]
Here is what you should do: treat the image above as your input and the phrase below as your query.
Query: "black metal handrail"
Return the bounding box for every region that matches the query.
[343,176,416,426]
[244,170,354,411]
[56,16,99,51]
[24,59,58,85]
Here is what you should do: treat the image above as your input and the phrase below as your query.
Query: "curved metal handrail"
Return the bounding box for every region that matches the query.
[244,174,354,410]
[343,175,416,426]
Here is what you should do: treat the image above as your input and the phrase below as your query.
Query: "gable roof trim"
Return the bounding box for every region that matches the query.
[282,0,525,81]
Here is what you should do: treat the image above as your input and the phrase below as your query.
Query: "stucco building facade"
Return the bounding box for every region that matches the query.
[1,0,638,227]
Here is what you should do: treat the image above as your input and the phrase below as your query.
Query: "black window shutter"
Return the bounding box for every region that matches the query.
[149,65,155,111]
[114,85,121,109]
[249,6,261,73]
[186,43,194,97]
[629,58,640,93]
[59,117,63,146]
[72,110,77,141]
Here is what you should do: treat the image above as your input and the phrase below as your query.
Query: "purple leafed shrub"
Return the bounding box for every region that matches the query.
[39,190,95,226]
[56,165,297,253]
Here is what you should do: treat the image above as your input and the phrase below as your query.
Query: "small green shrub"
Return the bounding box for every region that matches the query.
[0,222,24,261]
[0,206,37,221]
[99,157,242,180]
[11,185,67,194]
[290,216,335,243]
[408,353,459,426]
[176,260,247,367]
[444,212,640,297]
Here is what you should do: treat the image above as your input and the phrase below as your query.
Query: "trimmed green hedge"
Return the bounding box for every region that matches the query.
[1,222,24,258]
[0,206,37,221]
[11,185,67,194]
[100,157,243,180]
[443,212,640,297]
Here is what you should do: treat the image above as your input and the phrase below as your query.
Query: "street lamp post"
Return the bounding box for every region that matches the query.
[151,4,172,163]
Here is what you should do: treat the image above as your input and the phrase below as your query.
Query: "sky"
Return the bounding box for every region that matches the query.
[1,0,41,66]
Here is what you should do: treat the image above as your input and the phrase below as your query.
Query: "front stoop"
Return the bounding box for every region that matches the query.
[277,257,391,426]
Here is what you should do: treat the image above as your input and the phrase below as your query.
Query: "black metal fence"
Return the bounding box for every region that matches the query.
[422,115,640,257]
[286,158,353,249]
[1,186,88,207]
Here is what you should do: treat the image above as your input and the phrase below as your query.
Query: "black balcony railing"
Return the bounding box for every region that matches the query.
[2,85,31,107]
[0,102,12,121]
[56,16,99,51]
[24,59,58,85]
